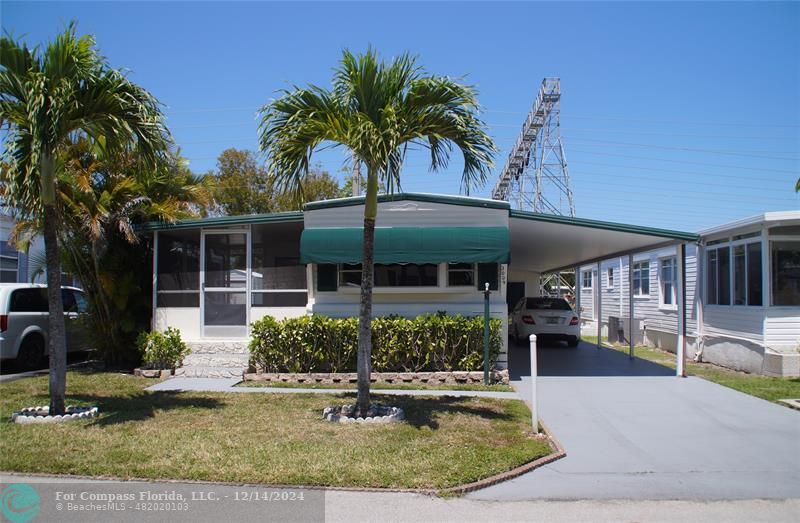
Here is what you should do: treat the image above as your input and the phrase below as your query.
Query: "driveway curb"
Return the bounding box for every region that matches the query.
[438,420,566,495]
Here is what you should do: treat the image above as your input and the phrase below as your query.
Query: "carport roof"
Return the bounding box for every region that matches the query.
[509,209,698,273]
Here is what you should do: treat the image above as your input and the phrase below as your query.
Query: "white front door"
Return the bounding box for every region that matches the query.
[201,230,250,338]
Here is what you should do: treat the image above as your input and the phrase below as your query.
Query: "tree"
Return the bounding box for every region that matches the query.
[211,147,343,214]
[258,49,495,415]
[55,140,212,365]
[0,24,169,414]
[273,167,342,211]
[210,148,273,215]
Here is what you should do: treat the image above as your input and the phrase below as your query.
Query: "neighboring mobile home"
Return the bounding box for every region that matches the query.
[579,211,800,377]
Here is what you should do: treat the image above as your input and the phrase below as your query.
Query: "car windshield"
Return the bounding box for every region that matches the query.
[525,298,572,311]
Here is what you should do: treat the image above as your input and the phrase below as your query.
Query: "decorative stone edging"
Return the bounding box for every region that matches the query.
[245,369,510,385]
[134,368,174,378]
[11,406,99,424]
[323,404,405,424]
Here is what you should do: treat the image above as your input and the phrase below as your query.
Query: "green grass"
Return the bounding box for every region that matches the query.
[590,336,800,403]
[238,381,514,392]
[0,371,550,490]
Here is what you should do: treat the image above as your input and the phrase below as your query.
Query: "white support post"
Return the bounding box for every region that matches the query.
[677,243,687,377]
[151,230,158,332]
[529,334,538,434]
[628,253,634,359]
[596,261,602,348]
[575,266,581,322]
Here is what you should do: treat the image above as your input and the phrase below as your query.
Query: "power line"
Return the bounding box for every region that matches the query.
[567,149,799,174]
[564,137,800,161]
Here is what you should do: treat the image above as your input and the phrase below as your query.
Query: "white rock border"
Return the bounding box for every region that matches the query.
[11,405,98,424]
[323,404,405,424]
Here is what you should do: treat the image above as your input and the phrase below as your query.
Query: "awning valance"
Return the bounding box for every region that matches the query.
[300,226,510,264]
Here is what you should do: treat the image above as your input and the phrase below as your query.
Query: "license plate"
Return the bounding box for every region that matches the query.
[545,317,560,324]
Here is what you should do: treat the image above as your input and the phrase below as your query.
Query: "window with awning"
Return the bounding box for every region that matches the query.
[300,226,510,265]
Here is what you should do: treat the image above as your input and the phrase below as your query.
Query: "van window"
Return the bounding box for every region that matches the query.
[10,288,48,312]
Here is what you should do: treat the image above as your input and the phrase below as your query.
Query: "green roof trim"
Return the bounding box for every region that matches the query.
[301,226,510,264]
[303,192,511,212]
[509,209,699,242]
[137,211,304,232]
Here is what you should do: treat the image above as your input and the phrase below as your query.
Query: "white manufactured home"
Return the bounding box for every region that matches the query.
[142,192,709,378]
[579,211,800,377]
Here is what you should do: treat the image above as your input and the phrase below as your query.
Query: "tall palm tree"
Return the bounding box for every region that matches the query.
[258,49,495,415]
[0,24,169,414]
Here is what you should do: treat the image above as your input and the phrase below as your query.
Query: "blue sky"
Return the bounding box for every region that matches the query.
[3,1,799,231]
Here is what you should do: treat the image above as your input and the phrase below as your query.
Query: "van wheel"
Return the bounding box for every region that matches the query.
[567,336,579,348]
[17,335,45,371]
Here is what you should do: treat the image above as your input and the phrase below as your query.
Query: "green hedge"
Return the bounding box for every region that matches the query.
[249,314,502,373]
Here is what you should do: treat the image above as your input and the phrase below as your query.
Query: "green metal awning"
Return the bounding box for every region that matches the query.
[300,227,510,264]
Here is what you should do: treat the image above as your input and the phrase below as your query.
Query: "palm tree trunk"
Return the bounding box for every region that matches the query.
[41,154,67,415]
[356,169,379,416]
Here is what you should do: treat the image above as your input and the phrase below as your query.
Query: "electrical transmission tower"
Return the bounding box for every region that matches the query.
[492,78,577,299]
[491,77,575,217]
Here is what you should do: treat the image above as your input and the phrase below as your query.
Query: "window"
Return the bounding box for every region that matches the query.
[525,298,572,311]
[336,263,439,288]
[582,270,592,288]
[448,263,475,287]
[1,255,18,283]
[733,243,763,306]
[157,230,200,307]
[771,241,800,306]
[707,241,762,306]
[633,261,650,296]
[10,288,48,312]
[251,223,307,306]
[606,268,614,289]
[706,246,730,305]
[660,257,677,307]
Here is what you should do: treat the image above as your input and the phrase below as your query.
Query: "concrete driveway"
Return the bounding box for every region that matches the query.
[468,341,800,501]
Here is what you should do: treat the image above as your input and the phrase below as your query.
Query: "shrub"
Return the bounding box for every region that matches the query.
[136,327,190,369]
[249,314,501,373]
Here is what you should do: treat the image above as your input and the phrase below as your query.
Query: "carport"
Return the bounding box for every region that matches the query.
[508,210,699,377]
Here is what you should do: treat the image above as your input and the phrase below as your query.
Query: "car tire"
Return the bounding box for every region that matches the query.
[567,336,579,348]
[17,334,45,371]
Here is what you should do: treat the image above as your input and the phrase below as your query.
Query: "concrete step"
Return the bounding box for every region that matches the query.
[174,366,245,379]
[185,340,249,355]
[182,353,249,368]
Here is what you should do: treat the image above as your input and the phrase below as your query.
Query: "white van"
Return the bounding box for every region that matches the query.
[0,284,89,370]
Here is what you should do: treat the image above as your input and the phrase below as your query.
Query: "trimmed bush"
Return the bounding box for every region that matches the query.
[249,314,502,373]
[136,327,190,369]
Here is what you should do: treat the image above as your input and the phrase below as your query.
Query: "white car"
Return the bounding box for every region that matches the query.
[510,296,580,347]
[0,284,88,370]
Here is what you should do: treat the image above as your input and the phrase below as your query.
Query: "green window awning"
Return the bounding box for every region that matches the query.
[300,226,510,264]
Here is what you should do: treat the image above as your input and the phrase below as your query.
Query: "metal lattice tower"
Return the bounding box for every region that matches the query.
[491,78,575,217]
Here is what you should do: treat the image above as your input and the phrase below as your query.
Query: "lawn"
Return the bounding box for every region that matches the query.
[238,381,515,392]
[0,371,550,490]
[587,336,800,403]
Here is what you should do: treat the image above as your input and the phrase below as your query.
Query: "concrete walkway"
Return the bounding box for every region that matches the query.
[145,377,519,399]
[468,341,800,501]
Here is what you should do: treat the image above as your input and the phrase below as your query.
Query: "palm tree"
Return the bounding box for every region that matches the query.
[258,49,495,415]
[0,24,169,414]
